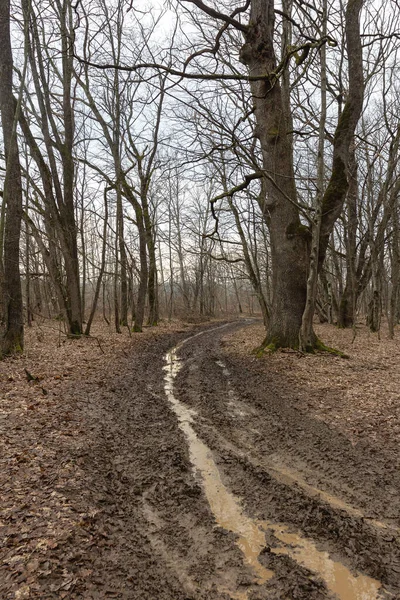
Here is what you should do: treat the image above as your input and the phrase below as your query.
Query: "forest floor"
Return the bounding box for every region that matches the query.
[1,317,400,600]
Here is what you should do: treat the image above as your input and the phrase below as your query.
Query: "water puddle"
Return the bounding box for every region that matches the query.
[164,345,274,597]
[163,329,383,600]
[264,522,381,600]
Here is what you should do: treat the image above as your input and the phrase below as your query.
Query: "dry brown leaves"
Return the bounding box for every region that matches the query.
[3,316,399,598]
[0,317,188,599]
[223,322,400,454]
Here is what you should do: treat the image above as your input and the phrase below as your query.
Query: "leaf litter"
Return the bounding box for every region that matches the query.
[0,318,197,599]
[223,321,400,456]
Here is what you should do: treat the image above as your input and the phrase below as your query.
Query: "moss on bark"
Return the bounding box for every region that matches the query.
[285,222,311,240]
[254,333,349,358]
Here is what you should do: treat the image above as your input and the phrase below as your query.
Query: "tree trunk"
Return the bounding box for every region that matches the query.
[134,215,148,332]
[60,0,82,336]
[146,226,158,326]
[118,194,129,327]
[0,0,24,356]
[114,208,121,334]
[338,281,355,328]
[240,0,364,349]
[20,0,82,336]
[367,290,382,333]
[389,202,400,338]
[318,0,364,264]
[337,144,358,327]
[240,0,309,349]
[85,187,109,336]
[299,0,327,351]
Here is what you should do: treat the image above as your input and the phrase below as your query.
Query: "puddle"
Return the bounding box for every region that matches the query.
[263,522,381,600]
[163,328,383,600]
[164,344,274,597]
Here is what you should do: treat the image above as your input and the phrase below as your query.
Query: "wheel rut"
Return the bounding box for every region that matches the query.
[164,320,399,599]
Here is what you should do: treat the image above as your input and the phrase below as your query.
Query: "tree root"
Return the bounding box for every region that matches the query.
[253,337,349,359]
[313,338,349,358]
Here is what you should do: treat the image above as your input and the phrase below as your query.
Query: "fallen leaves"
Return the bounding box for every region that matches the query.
[224,321,400,454]
[0,317,189,598]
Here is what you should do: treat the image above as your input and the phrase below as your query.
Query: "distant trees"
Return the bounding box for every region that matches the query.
[20,0,82,335]
[76,0,169,331]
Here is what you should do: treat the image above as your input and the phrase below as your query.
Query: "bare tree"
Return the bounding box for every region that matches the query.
[19,0,83,335]
[0,0,24,356]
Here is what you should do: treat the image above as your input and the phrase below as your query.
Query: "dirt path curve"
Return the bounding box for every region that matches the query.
[161,320,400,600]
[7,319,399,599]
[83,318,400,600]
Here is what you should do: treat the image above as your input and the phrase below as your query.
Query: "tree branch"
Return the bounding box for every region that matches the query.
[179,0,249,33]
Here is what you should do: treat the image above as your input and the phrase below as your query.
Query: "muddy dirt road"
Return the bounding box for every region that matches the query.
[3,319,399,599]
[158,320,400,600]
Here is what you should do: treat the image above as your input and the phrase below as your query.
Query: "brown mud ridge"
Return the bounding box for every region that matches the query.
[2,320,400,599]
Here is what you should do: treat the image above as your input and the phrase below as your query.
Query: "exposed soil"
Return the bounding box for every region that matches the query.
[1,318,400,599]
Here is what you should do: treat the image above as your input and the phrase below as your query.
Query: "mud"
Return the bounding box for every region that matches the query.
[5,319,399,599]
[173,320,400,598]
[164,335,274,599]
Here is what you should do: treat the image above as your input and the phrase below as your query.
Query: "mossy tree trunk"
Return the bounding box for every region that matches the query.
[239,0,364,350]
[240,0,309,349]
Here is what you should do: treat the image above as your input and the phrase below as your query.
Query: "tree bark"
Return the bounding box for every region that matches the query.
[0,0,24,356]
[135,215,148,332]
[85,187,109,336]
[58,0,82,335]
[143,199,158,326]
[240,0,364,349]
[318,0,364,265]
[337,144,358,327]
[240,0,309,348]
[389,202,400,338]
[117,189,129,327]
[299,0,327,351]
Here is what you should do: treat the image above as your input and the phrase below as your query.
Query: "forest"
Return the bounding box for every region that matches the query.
[1,1,400,599]
[0,0,399,351]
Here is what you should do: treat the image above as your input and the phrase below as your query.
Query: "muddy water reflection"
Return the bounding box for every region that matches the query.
[164,335,382,600]
[164,347,274,596]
